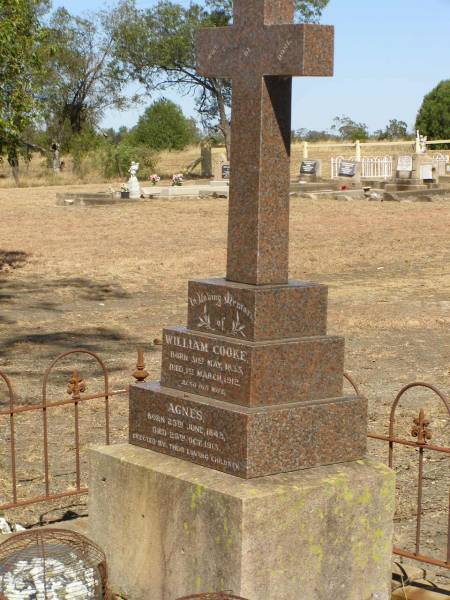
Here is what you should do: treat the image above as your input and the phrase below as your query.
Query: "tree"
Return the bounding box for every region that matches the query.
[416,80,450,142]
[0,0,48,183]
[132,99,199,151]
[292,128,337,142]
[374,119,409,141]
[331,115,369,141]
[38,7,131,150]
[111,0,330,158]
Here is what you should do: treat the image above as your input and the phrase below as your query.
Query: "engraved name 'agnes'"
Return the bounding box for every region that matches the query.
[167,402,203,422]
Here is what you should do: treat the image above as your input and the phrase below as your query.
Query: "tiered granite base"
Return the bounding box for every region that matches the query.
[130,382,366,478]
[129,278,368,478]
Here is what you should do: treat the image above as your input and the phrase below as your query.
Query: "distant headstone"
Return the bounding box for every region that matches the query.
[221,163,231,179]
[397,155,413,172]
[420,164,433,180]
[300,160,319,175]
[388,153,437,189]
[127,161,141,199]
[213,153,228,181]
[338,160,357,177]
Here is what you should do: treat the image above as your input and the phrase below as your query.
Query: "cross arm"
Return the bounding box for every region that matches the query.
[262,24,334,76]
[197,23,333,80]
[197,27,237,79]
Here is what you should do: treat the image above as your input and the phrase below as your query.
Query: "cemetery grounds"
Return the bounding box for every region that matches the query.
[0,183,449,582]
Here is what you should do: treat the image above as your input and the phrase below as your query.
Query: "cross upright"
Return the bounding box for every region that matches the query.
[197,0,334,285]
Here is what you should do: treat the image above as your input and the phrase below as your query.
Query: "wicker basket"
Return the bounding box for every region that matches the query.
[0,528,109,599]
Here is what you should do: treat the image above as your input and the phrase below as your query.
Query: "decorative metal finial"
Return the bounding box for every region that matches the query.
[411,409,432,445]
[67,370,86,400]
[133,348,149,382]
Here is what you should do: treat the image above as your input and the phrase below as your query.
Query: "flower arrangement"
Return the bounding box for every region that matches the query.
[172,173,183,186]
[150,174,160,185]
[120,184,129,193]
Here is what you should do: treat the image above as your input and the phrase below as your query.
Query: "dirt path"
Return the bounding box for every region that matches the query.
[0,184,449,578]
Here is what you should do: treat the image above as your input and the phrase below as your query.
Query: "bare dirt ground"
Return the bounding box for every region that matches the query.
[0,183,449,582]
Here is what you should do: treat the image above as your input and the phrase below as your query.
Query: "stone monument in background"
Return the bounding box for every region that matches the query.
[127,161,141,199]
[89,2,395,598]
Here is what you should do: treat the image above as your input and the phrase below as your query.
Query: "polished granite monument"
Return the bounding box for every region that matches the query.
[89,2,395,597]
[128,0,366,479]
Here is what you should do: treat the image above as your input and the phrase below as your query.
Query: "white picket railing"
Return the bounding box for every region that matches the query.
[330,156,393,179]
[432,153,449,175]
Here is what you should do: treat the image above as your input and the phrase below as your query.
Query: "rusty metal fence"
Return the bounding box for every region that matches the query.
[1,354,449,573]
[0,349,138,513]
[345,374,450,571]
[369,382,450,570]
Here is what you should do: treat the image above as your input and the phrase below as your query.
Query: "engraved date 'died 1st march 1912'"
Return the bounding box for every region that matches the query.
[163,331,249,399]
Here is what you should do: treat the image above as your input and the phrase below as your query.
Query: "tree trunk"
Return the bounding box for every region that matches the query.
[11,164,20,186]
[7,148,20,186]
[215,85,231,160]
[52,146,61,173]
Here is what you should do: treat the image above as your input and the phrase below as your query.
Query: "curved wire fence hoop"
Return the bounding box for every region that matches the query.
[0,349,128,513]
[343,372,361,397]
[42,348,110,406]
[0,370,15,409]
[384,381,450,568]
[389,381,450,433]
[0,370,18,504]
[388,382,450,465]
[41,349,111,497]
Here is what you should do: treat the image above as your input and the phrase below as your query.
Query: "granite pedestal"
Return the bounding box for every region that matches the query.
[129,277,368,478]
[89,445,395,600]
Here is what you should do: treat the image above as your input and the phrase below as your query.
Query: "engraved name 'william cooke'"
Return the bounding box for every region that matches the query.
[164,333,248,361]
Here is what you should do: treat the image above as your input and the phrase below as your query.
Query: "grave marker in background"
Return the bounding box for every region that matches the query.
[212,154,229,184]
[336,158,361,187]
[397,155,413,173]
[299,158,321,181]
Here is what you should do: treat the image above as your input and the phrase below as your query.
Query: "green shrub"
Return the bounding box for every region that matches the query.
[100,141,157,179]
[132,99,198,151]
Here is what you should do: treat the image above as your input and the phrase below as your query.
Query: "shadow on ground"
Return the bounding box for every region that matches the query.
[0,250,29,271]
[0,327,137,359]
[0,276,131,304]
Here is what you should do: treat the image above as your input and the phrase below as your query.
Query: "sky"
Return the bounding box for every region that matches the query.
[52,0,450,134]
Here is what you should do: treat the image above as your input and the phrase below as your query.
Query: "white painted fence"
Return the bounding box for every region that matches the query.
[330,156,393,179]
[432,153,449,175]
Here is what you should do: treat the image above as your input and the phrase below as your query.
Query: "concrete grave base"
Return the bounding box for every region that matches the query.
[88,444,395,600]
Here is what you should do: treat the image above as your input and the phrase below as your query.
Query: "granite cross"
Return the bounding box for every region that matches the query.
[197,0,334,285]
